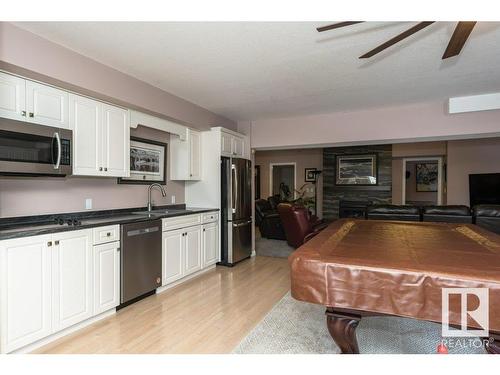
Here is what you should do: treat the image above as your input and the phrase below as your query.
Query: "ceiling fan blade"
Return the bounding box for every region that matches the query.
[442,21,477,59]
[316,21,364,33]
[359,21,435,58]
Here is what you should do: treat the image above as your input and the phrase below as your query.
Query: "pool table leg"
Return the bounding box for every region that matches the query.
[487,333,500,354]
[326,308,362,354]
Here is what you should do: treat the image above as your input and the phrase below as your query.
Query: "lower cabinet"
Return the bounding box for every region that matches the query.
[93,241,120,315]
[0,226,120,353]
[162,213,219,287]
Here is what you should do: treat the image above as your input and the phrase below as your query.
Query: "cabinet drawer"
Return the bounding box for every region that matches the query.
[202,212,218,223]
[162,214,201,232]
[92,225,120,245]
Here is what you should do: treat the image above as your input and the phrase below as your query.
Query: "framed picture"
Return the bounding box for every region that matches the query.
[416,163,438,192]
[335,154,378,185]
[118,137,167,185]
[305,168,317,182]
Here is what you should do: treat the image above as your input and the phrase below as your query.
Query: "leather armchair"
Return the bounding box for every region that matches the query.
[277,203,327,248]
[422,205,472,224]
[255,199,286,240]
[255,199,273,227]
[473,205,500,235]
[366,204,421,222]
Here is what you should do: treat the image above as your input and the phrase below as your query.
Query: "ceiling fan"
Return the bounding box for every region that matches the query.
[316,21,476,59]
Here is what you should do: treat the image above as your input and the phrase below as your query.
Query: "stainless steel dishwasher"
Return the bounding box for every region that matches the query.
[120,220,162,305]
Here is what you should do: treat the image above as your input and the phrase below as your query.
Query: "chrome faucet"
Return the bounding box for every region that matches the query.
[147,183,167,211]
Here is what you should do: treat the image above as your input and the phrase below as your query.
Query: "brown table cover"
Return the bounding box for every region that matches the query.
[289,219,500,331]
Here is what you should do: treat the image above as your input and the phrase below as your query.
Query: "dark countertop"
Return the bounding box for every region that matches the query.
[0,205,219,240]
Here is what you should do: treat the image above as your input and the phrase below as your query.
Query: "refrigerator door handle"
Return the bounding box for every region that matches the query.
[231,164,237,214]
[232,220,252,227]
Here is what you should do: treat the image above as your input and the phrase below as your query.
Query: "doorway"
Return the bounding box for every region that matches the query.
[402,157,443,205]
[270,163,296,201]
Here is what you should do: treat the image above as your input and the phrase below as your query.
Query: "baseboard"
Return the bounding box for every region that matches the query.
[156,265,216,294]
[11,309,116,354]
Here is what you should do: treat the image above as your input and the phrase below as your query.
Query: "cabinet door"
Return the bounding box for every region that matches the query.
[184,225,202,276]
[202,222,218,267]
[93,242,120,315]
[69,94,102,176]
[221,132,233,155]
[0,235,52,353]
[102,104,130,177]
[52,229,93,332]
[232,137,244,157]
[162,229,185,285]
[26,80,69,129]
[0,72,26,122]
[189,130,201,180]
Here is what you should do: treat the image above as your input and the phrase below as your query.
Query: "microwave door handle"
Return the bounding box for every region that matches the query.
[53,132,61,169]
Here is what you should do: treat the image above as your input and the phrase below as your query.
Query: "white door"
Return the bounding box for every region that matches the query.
[221,132,232,155]
[93,242,120,315]
[52,229,93,332]
[0,72,26,122]
[202,222,218,267]
[70,94,102,176]
[189,130,201,180]
[232,137,244,157]
[26,80,69,129]
[162,229,185,285]
[0,235,52,353]
[184,225,202,276]
[102,104,130,177]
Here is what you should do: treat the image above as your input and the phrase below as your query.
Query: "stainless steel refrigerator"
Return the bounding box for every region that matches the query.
[220,157,252,266]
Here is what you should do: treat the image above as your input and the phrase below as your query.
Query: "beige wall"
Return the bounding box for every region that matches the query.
[254,149,323,218]
[0,22,235,131]
[0,127,184,218]
[447,137,500,205]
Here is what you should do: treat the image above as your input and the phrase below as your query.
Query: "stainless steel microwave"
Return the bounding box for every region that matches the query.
[0,118,72,176]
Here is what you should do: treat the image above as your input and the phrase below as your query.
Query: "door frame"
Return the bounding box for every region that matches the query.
[269,162,297,200]
[402,157,443,205]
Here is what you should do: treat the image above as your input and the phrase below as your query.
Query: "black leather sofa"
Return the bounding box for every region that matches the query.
[366,205,421,221]
[255,199,286,240]
[473,205,500,235]
[422,205,472,224]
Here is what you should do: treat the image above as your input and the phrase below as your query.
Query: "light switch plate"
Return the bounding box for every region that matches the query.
[171,195,176,204]
[85,198,92,210]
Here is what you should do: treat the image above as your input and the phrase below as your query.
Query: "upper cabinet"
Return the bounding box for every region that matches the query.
[170,128,202,180]
[0,72,69,128]
[70,94,130,178]
[220,130,246,158]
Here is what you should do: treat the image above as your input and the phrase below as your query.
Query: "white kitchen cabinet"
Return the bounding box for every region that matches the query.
[102,103,130,177]
[0,234,52,354]
[202,221,219,267]
[170,128,202,180]
[52,229,93,332]
[70,94,130,177]
[184,225,202,276]
[220,130,245,158]
[26,80,69,129]
[162,228,185,285]
[0,72,26,122]
[93,241,120,315]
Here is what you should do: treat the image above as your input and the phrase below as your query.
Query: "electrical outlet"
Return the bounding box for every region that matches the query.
[171,195,176,204]
[85,198,92,210]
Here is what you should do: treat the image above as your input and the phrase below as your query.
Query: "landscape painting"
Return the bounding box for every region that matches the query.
[416,163,438,192]
[336,154,377,185]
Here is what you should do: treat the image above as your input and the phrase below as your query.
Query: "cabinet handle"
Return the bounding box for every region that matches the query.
[21,110,26,117]
[47,241,52,247]
[54,240,60,245]
[106,232,111,237]
[99,167,103,171]
[104,167,108,171]
[29,112,34,118]
[190,174,193,177]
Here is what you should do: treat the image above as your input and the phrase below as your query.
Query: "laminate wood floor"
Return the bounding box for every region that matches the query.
[35,256,290,354]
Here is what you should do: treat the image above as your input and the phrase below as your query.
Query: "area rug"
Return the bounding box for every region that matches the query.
[255,229,294,258]
[233,292,485,354]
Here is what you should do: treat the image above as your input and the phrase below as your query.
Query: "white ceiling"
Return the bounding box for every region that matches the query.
[14,22,500,121]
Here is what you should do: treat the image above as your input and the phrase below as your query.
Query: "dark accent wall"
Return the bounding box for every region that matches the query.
[323,145,392,220]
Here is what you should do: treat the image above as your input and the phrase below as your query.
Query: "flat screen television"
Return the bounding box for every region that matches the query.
[469,173,500,207]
